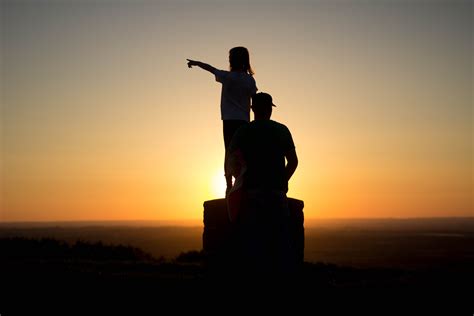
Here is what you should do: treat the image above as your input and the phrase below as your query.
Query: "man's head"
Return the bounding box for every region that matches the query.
[251,92,276,120]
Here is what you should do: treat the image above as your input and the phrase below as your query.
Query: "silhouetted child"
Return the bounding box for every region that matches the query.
[187,47,258,195]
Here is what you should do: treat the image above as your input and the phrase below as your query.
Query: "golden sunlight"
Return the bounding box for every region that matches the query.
[211,169,227,198]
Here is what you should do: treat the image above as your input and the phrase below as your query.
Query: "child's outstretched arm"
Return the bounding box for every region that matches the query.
[187,59,216,74]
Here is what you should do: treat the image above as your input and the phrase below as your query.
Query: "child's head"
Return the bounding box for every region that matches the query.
[229,47,254,75]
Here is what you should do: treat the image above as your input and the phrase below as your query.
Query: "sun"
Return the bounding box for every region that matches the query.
[211,169,227,198]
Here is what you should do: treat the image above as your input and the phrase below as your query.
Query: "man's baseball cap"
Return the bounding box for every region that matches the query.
[251,92,276,108]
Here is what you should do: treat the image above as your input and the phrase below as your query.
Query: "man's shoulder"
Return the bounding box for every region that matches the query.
[270,120,291,132]
[248,120,292,139]
[249,120,288,129]
[233,123,250,139]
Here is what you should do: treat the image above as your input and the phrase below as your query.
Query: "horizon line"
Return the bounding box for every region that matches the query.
[1,216,473,227]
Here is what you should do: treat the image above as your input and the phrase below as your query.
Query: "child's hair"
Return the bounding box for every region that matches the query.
[229,47,254,76]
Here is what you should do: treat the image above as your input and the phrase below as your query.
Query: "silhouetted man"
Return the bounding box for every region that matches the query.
[227,92,298,275]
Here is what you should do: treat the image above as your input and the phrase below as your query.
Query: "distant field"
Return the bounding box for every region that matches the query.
[1,218,473,268]
[0,225,203,260]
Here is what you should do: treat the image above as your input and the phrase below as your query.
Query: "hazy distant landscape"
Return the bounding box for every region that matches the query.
[2,217,473,269]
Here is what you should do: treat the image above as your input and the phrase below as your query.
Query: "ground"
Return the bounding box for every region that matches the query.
[1,237,471,313]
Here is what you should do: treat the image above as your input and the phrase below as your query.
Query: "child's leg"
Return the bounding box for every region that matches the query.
[223,120,248,194]
[225,176,233,194]
[224,151,233,190]
[223,122,233,193]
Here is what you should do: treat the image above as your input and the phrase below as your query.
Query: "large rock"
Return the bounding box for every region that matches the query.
[203,198,304,264]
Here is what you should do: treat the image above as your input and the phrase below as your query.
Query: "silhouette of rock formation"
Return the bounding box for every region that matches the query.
[202,198,304,264]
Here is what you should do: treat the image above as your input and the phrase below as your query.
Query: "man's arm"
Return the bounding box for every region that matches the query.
[285,148,298,181]
[187,59,216,74]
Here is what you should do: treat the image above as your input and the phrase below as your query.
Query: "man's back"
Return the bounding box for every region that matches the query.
[230,119,295,192]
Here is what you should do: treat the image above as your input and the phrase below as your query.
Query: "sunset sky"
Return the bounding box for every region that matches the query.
[1,0,472,221]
